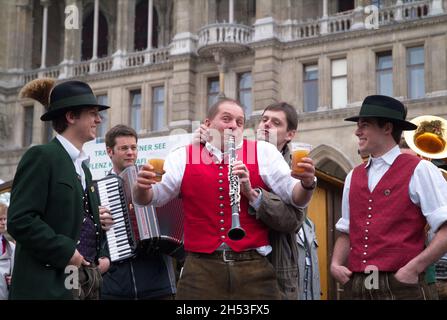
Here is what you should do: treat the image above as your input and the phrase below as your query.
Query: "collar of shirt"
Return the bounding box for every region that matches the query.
[205,140,243,163]
[365,145,401,169]
[56,134,90,165]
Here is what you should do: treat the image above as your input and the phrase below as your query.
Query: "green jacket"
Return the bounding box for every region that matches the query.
[7,138,104,299]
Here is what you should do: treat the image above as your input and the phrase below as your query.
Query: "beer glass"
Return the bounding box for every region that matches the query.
[291,142,312,174]
[148,158,165,182]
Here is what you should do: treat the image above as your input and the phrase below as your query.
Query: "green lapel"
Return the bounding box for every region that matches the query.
[51,138,84,198]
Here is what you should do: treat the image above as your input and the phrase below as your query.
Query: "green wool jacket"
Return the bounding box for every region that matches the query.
[7,138,104,299]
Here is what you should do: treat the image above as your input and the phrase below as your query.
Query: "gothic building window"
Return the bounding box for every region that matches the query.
[338,0,354,13]
[134,0,159,51]
[82,8,109,60]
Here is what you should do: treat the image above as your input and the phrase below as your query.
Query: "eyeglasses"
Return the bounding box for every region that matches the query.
[116,145,138,152]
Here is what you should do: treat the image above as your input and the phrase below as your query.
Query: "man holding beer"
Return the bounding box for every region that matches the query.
[195,102,319,299]
[134,98,316,299]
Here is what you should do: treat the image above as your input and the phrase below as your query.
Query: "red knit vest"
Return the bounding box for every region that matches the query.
[348,153,426,272]
[180,140,270,253]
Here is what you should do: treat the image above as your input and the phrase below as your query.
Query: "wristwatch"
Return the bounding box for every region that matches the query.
[301,177,317,191]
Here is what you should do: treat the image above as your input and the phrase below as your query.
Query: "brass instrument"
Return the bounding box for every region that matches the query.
[403,115,447,160]
[403,115,447,181]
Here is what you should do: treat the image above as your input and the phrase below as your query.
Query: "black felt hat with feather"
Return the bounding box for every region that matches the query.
[20,78,109,121]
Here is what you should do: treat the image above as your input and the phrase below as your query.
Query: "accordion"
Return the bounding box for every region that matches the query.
[94,165,184,262]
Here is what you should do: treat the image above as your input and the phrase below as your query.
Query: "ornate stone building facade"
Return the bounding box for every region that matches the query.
[0,0,446,299]
[1,0,446,180]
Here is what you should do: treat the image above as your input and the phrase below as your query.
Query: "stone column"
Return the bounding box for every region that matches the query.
[112,0,135,70]
[40,0,50,69]
[59,0,81,79]
[169,58,197,130]
[92,0,99,60]
[147,0,154,50]
[252,46,280,114]
[253,0,280,42]
[229,0,234,23]
[318,55,331,111]
[256,0,277,19]
[429,0,444,15]
[168,0,198,130]
[212,50,228,98]
[394,0,403,21]
[392,42,405,100]
[143,0,154,65]
[320,0,328,34]
[170,0,197,56]
[426,35,447,97]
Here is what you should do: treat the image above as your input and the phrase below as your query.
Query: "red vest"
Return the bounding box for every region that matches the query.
[348,153,426,272]
[180,140,270,253]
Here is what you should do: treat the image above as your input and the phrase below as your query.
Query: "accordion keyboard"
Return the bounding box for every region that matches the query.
[96,176,135,262]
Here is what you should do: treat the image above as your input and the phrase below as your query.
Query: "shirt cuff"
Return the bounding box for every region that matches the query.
[425,206,447,233]
[335,217,350,234]
[249,188,263,212]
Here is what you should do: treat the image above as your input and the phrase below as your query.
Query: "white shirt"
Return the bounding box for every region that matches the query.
[56,135,90,190]
[151,140,303,208]
[151,140,304,256]
[336,145,447,234]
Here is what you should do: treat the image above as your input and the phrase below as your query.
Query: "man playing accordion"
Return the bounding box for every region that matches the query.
[99,125,177,300]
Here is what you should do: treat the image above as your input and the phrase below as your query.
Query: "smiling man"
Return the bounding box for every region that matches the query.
[100,124,177,300]
[330,95,447,300]
[7,79,110,299]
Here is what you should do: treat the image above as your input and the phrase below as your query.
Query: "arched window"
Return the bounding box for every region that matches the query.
[337,0,354,13]
[82,8,109,60]
[134,0,159,51]
[47,4,63,66]
[31,0,63,69]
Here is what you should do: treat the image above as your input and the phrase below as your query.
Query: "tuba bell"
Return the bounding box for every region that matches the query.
[403,115,447,160]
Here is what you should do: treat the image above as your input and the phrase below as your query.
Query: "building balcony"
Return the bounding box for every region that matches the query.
[197,22,253,57]
[18,47,171,85]
[276,0,439,42]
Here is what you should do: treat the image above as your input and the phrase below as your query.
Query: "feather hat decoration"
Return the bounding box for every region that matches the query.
[19,78,56,109]
[19,78,109,121]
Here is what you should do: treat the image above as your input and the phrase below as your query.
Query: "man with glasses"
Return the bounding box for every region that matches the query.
[100,125,177,300]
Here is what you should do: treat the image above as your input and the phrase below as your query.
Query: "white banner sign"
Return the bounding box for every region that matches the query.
[84,133,192,180]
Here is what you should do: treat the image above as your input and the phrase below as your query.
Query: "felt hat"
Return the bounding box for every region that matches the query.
[19,78,109,121]
[345,95,417,131]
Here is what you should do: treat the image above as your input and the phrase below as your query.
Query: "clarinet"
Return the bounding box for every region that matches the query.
[227,135,246,241]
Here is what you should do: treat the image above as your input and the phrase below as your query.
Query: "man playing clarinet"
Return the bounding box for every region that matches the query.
[134,98,316,299]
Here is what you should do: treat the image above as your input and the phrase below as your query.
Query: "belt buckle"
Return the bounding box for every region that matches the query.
[222,250,235,263]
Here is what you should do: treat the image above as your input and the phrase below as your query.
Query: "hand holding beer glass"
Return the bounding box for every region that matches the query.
[147,158,165,183]
[291,142,313,174]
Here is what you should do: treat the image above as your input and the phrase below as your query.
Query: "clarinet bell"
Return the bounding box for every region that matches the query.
[228,226,246,241]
